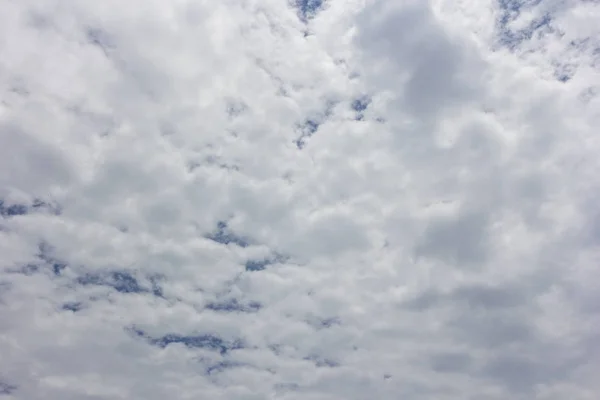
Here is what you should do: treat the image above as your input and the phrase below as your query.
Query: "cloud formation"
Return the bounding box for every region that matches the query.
[1,0,599,399]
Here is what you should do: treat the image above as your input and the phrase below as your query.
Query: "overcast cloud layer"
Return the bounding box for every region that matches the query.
[1,0,600,399]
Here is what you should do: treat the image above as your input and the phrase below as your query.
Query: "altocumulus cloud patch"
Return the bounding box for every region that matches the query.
[1,0,600,399]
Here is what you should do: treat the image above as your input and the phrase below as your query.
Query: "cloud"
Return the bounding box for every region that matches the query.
[1,0,599,399]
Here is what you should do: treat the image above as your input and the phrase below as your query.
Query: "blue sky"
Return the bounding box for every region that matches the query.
[1,0,600,399]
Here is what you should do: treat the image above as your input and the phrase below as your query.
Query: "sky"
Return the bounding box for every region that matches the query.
[1,0,599,399]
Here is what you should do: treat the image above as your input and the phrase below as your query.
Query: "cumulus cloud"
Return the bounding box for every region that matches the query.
[1,0,599,399]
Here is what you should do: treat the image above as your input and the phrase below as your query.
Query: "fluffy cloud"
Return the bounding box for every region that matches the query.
[1,0,599,399]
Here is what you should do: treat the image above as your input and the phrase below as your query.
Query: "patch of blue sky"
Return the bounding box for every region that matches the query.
[318,317,340,328]
[245,253,287,272]
[130,328,244,355]
[295,0,323,22]
[351,96,371,120]
[37,243,67,276]
[76,271,148,294]
[295,119,321,149]
[6,242,66,276]
[0,382,16,395]
[62,302,83,312]
[206,221,250,248]
[148,275,165,298]
[304,355,339,368]
[205,360,244,376]
[0,199,61,218]
[0,200,27,217]
[205,298,261,313]
[496,0,552,49]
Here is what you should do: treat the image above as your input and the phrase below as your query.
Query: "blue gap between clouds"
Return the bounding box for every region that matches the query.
[148,275,165,297]
[67,272,164,311]
[245,259,270,272]
[0,382,17,395]
[295,119,320,149]
[129,327,244,355]
[245,253,287,272]
[206,360,243,376]
[497,0,572,82]
[318,317,340,328]
[351,96,371,121]
[206,221,250,247]
[351,97,370,112]
[38,242,67,276]
[295,0,323,22]
[12,242,67,276]
[0,199,61,218]
[0,200,27,217]
[304,355,339,368]
[62,302,83,312]
[496,0,552,49]
[295,99,338,149]
[32,199,62,215]
[205,298,261,313]
[77,271,146,294]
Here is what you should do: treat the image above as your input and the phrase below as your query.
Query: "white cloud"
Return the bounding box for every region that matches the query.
[1,0,599,399]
